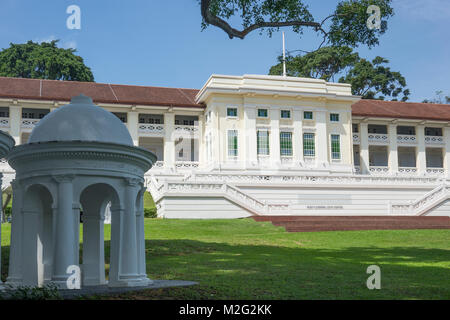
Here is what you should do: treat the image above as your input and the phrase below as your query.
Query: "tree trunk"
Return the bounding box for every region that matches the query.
[2,192,11,223]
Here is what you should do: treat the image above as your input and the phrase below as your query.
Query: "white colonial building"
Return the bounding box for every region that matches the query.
[1,74,450,218]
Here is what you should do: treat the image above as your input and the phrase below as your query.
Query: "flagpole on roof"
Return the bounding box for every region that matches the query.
[282,31,287,77]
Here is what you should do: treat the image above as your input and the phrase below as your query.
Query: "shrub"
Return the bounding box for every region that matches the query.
[4,206,11,218]
[144,207,157,218]
[1,284,61,300]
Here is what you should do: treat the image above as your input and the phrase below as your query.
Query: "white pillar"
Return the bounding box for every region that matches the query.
[444,126,450,176]
[244,106,257,168]
[269,107,280,165]
[21,208,44,286]
[127,111,139,146]
[136,186,149,282]
[360,122,370,174]
[197,115,204,164]
[316,111,328,166]
[293,109,303,165]
[163,112,175,168]
[6,180,23,285]
[389,123,398,174]
[112,178,146,287]
[417,124,426,174]
[52,174,77,288]
[211,108,221,166]
[9,105,21,144]
[109,204,123,285]
[82,213,106,286]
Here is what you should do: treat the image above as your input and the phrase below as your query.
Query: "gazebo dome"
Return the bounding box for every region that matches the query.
[28,94,133,146]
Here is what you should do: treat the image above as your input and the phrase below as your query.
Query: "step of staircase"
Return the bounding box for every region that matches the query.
[252,216,450,232]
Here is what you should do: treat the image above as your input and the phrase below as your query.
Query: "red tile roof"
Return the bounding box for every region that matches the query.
[1,77,449,121]
[0,77,202,108]
[352,99,450,122]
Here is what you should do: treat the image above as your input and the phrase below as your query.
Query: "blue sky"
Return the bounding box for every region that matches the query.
[0,0,449,102]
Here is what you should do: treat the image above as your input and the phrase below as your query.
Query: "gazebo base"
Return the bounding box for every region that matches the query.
[108,277,153,288]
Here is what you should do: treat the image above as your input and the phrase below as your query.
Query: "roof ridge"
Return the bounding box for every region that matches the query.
[0,76,200,92]
[362,99,450,107]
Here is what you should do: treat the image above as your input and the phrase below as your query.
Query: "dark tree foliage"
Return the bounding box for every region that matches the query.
[0,40,94,82]
[200,0,393,49]
[269,46,359,81]
[340,56,409,101]
[269,46,409,101]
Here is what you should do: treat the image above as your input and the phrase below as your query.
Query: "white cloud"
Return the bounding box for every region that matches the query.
[62,40,77,50]
[34,35,57,43]
[33,36,77,50]
[395,0,450,22]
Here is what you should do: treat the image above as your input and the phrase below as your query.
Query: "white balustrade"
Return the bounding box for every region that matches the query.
[397,134,417,144]
[174,125,198,137]
[369,166,389,174]
[21,118,40,129]
[426,167,445,175]
[175,161,200,170]
[424,135,444,145]
[189,172,442,186]
[368,133,389,144]
[391,183,450,215]
[0,117,10,128]
[352,133,360,144]
[138,123,165,135]
[398,167,418,175]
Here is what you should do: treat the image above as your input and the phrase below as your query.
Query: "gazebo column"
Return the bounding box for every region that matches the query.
[21,208,44,286]
[121,178,140,283]
[82,211,106,286]
[109,204,123,285]
[51,175,78,288]
[136,186,151,282]
[6,180,24,286]
[109,178,145,287]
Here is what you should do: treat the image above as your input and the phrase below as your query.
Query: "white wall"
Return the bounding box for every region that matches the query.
[159,197,252,219]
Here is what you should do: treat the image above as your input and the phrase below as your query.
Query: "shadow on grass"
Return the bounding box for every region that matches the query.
[2,239,449,299]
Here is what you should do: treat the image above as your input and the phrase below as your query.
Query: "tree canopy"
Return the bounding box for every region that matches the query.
[268,46,359,81]
[0,40,94,82]
[269,46,410,101]
[200,0,394,48]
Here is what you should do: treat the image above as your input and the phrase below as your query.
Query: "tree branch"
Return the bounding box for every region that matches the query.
[201,0,326,39]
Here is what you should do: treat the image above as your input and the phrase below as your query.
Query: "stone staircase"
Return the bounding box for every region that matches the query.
[146,175,291,216]
[253,216,450,232]
[391,183,450,215]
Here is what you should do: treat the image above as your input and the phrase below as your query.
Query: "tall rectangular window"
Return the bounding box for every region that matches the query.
[303,133,315,157]
[280,132,293,156]
[304,111,313,120]
[227,130,238,157]
[257,130,270,155]
[331,134,341,160]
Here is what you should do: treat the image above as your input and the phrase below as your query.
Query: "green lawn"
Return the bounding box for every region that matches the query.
[1,219,450,299]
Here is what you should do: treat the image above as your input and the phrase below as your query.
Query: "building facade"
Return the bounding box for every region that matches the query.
[1,75,450,218]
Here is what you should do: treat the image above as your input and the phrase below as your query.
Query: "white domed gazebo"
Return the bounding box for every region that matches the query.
[5,94,156,288]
